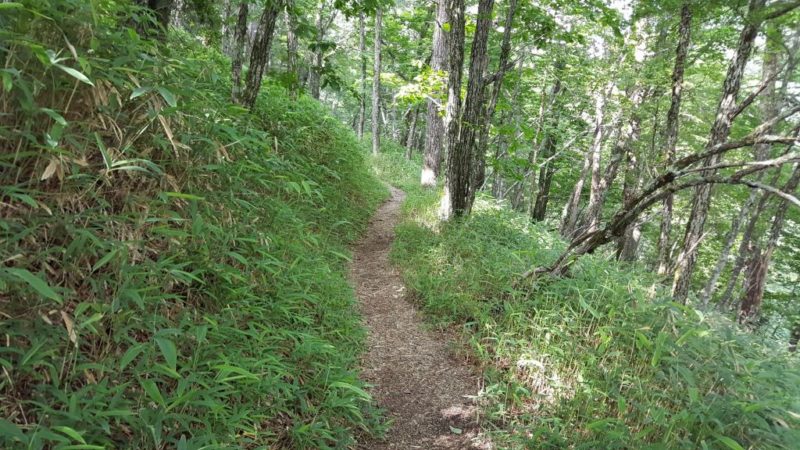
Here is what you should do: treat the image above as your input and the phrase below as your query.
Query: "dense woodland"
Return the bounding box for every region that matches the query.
[2,0,800,448]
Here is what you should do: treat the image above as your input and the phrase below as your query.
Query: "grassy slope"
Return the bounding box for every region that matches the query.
[1,2,385,448]
[373,145,800,449]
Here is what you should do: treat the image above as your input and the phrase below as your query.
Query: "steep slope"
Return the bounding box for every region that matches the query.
[1,2,385,448]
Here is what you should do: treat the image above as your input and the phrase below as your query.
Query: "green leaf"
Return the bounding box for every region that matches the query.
[55,64,94,86]
[53,426,87,444]
[157,87,177,107]
[330,381,371,400]
[5,268,62,303]
[0,418,26,442]
[120,344,144,371]
[155,337,178,370]
[140,379,165,406]
[0,3,24,10]
[714,434,744,450]
[449,426,462,435]
[41,108,67,126]
[130,86,151,99]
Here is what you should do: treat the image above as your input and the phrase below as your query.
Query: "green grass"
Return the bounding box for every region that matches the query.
[1,1,386,448]
[377,145,800,449]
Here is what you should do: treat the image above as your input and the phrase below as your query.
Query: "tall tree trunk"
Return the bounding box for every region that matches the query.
[562,87,605,238]
[699,191,759,307]
[221,0,235,56]
[738,162,800,323]
[309,9,324,99]
[671,0,764,303]
[531,65,564,222]
[473,0,518,193]
[584,84,647,237]
[717,181,775,308]
[230,1,249,103]
[439,0,466,218]
[240,1,281,109]
[371,8,383,155]
[357,12,367,139]
[656,1,693,276]
[421,0,449,186]
[616,143,645,261]
[443,0,494,218]
[285,1,299,99]
[701,34,781,306]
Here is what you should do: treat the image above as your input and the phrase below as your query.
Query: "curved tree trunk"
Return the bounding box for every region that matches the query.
[671,0,765,303]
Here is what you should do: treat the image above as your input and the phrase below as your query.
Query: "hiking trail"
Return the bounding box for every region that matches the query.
[352,186,487,449]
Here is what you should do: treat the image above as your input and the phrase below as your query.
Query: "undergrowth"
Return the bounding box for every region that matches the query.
[374,146,800,449]
[1,1,386,448]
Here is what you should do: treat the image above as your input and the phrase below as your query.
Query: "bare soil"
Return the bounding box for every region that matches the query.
[352,186,486,449]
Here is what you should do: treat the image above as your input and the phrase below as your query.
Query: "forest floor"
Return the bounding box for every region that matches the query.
[353,186,488,449]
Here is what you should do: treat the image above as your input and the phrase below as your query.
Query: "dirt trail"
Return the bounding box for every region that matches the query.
[352,186,485,449]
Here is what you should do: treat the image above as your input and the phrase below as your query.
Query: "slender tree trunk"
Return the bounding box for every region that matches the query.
[231,1,249,103]
[240,1,281,109]
[700,191,758,307]
[357,12,367,139]
[531,69,564,222]
[439,0,466,218]
[406,106,419,159]
[671,0,764,303]
[473,0,518,193]
[285,1,299,99]
[309,10,324,99]
[616,143,645,261]
[371,8,383,155]
[421,0,449,186]
[562,87,605,238]
[656,1,693,276]
[702,35,781,306]
[443,0,494,218]
[221,0,235,56]
[738,162,800,323]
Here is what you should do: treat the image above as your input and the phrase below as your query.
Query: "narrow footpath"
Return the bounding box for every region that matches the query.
[352,187,486,449]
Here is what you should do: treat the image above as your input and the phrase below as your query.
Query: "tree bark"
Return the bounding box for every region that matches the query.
[443,0,494,218]
[230,1,249,103]
[531,64,565,222]
[357,12,367,139]
[616,149,644,261]
[285,1,299,99]
[671,0,765,303]
[473,0,518,193]
[738,162,800,323]
[240,0,281,109]
[562,87,606,238]
[371,8,383,155]
[656,2,692,275]
[439,0,466,218]
[406,106,419,159]
[421,0,449,186]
